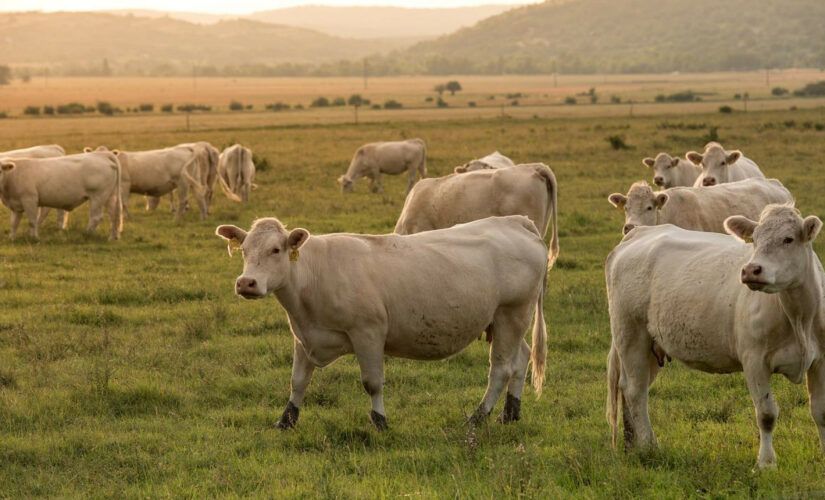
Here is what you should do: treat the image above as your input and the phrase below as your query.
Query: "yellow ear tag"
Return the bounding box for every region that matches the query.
[289,247,299,262]
[744,235,753,244]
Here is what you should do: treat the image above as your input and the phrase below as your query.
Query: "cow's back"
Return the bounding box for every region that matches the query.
[730,156,765,182]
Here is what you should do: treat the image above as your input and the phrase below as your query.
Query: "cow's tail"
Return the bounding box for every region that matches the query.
[418,141,427,179]
[607,342,621,449]
[534,163,559,270]
[216,148,242,202]
[111,151,123,235]
[530,271,547,397]
[181,154,208,197]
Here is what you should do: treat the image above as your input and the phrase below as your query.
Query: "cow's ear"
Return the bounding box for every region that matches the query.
[608,193,627,209]
[724,216,758,243]
[642,157,655,168]
[686,151,703,165]
[216,225,247,256]
[803,215,822,243]
[655,192,669,209]
[670,157,680,168]
[83,147,93,153]
[287,228,310,249]
[454,165,468,173]
[0,161,15,172]
[726,151,741,165]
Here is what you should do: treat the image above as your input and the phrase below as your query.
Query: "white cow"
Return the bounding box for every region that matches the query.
[338,139,426,194]
[0,151,122,240]
[216,215,548,430]
[454,151,516,173]
[642,152,700,188]
[0,144,66,160]
[145,142,220,214]
[608,179,792,235]
[395,163,559,269]
[687,142,765,187]
[217,144,255,202]
[606,205,825,469]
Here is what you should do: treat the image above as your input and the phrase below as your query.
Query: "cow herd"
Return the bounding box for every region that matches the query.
[3,135,824,470]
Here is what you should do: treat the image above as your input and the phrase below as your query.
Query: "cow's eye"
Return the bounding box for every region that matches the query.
[720,161,726,166]
[646,206,653,211]
[783,237,794,244]
[272,248,280,254]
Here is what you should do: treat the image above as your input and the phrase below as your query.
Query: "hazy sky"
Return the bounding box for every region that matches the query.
[1,0,539,14]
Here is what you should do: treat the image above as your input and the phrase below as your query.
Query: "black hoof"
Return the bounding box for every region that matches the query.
[370,410,388,431]
[275,401,300,430]
[466,406,490,426]
[497,393,521,424]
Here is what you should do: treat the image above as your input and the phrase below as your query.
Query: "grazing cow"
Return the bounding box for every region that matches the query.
[395,163,559,269]
[608,178,792,235]
[0,151,122,240]
[216,215,548,430]
[217,144,255,202]
[642,152,701,188]
[146,142,220,214]
[89,145,207,222]
[338,139,426,194]
[606,205,825,469]
[454,151,515,173]
[687,142,765,187]
[0,144,66,160]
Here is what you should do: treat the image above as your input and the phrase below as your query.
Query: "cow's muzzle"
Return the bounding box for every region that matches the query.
[236,277,265,299]
[622,223,636,235]
[741,264,767,291]
[702,177,717,187]
[653,176,664,186]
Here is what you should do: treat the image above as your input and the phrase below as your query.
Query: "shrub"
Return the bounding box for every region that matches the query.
[84,106,95,113]
[383,99,403,109]
[245,104,253,110]
[506,92,523,99]
[266,102,291,111]
[733,93,741,100]
[793,81,825,97]
[24,105,40,116]
[606,135,630,150]
[771,87,789,96]
[57,102,87,114]
[43,105,54,115]
[511,100,519,106]
[310,97,330,107]
[816,123,825,131]
[424,96,434,102]
[718,105,733,113]
[468,101,476,107]
[371,104,381,109]
[294,104,304,109]
[0,112,7,119]
[654,94,666,102]
[229,100,244,111]
[177,104,211,112]
[161,104,173,113]
[331,97,346,106]
[610,95,621,104]
[139,103,154,112]
[446,81,462,95]
[564,96,576,105]
[252,154,272,172]
[436,97,448,108]
[97,101,116,116]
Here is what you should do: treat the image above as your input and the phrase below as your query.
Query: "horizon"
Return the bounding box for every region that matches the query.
[0,0,540,15]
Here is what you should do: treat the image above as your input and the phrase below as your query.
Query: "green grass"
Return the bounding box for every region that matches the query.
[2,106,825,497]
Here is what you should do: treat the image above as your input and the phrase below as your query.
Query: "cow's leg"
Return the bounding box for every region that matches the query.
[9,211,22,239]
[145,195,160,211]
[616,329,657,449]
[807,358,825,454]
[106,190,121,240]
[57,210,68,231]
[276,338,316,430]
[351,338,387,430]
[498,339,530,423]
[469,305,531,425]
[36,207,51,228]
[406,166,417,194]
[373,171,383,194]
[174,184,187,223]
[120,181,131,219]
[191,185,208,220]
[85,197,105,235]
[743,360,778,469]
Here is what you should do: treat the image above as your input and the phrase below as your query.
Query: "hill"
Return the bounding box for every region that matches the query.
[402,0,825,74]
[0,12,410,75]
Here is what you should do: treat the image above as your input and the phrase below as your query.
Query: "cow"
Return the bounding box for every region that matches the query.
[0,144,66,160]
[687,142,765,187]
[606,204,825,469]
[216,215,548,430]
[454,151,515,173]
[87,145,208,222]
[608,178,792,235]
[217,144,255,202]
[146,142,220,214]
[337,139,426,194]
[395,163,559,269]
[641,152,701,188]
[0,150,122,240]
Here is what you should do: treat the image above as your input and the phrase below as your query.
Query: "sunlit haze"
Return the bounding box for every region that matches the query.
[0,0,540,14]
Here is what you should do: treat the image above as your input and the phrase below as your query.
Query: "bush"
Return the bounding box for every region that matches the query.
[657,91,699,103]
[425,96,434,102]
[177,104,211,112]
[771,87,789,96]
[606,135,630,150]
[331,97,346,106]
[57,102,87,114]
[294,104,304,109]
[139,103,154,112]
[245,104,253,110]
[229,100,244,111]
[565,96,576,105]
[610,95,621,104]
[506,92,523,99]
[511,100,519,106]
[468,101,477,107]
[24,105,40,116]
[85,106,95,113]
[718,105,733,113]
[793,81,825,97]
[310,97,330,107]
[252,154,272,172]
[43,105,54,115]
[654,94,666,102]
[733,93,741,100]
[371,104,381,109]
[0,112,7,119]
[266,102,291,111]
[97,101,116,116]
[436,97,448,108]
[383,99,403,109]
[161,104,173,113]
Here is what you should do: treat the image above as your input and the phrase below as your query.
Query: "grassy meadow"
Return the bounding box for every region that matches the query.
[2,77,825,497]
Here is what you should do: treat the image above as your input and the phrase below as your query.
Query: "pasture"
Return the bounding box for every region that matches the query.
[1,83,825,497]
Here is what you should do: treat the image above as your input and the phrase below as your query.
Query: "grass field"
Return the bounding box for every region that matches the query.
[2,82,825,497]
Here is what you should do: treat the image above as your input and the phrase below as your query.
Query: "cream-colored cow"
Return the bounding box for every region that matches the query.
[145,142,219,214]
[642,152,701,188]
[687,142,765,187]
[216,215,548,430]
[338,139,426,194]
[1,144,69,229]
[454,151,515,173]
[217,144,255,202]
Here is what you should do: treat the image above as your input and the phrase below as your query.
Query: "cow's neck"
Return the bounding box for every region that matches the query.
[273,242,322,335]
[777,252,825,375]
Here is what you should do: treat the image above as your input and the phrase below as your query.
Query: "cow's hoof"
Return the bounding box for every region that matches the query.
[497,393,521,424]
[466,407,490,427]
[275,401,299,430]
[370,410,388,431]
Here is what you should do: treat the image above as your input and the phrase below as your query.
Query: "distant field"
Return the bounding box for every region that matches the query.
[2,85,825,496]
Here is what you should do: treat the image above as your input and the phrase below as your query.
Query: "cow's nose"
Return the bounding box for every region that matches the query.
[623,224,636,235]
[703,177,716,186]
[653,176,664,186]
[742,264,763,280]
[236,277,257,292]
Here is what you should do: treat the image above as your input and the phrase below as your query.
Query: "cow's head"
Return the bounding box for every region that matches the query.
[608,181,668,235]
[725,204,821,294]
[456,159,492,173]
[642,152,681,188]
[686,143,741,187]
[216,218,310,299]
[337,175,354,193]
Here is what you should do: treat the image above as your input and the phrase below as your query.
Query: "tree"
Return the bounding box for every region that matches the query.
[0,65,10,85]
[433,83,446,96]
[446,80,462,96]
[348,94,363,124]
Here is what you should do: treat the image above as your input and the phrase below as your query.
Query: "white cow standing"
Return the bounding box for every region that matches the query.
[608,179,792,235]
[1,144,69,229]
[217,144,255,202]
[0,150,122,240]
[687,142,765,187]
[642,152,701,188]
[606,204,825,469]
[454,151,516,173]
[338,139,426,194]
[145,142,220,215]
[216,215,548,430]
